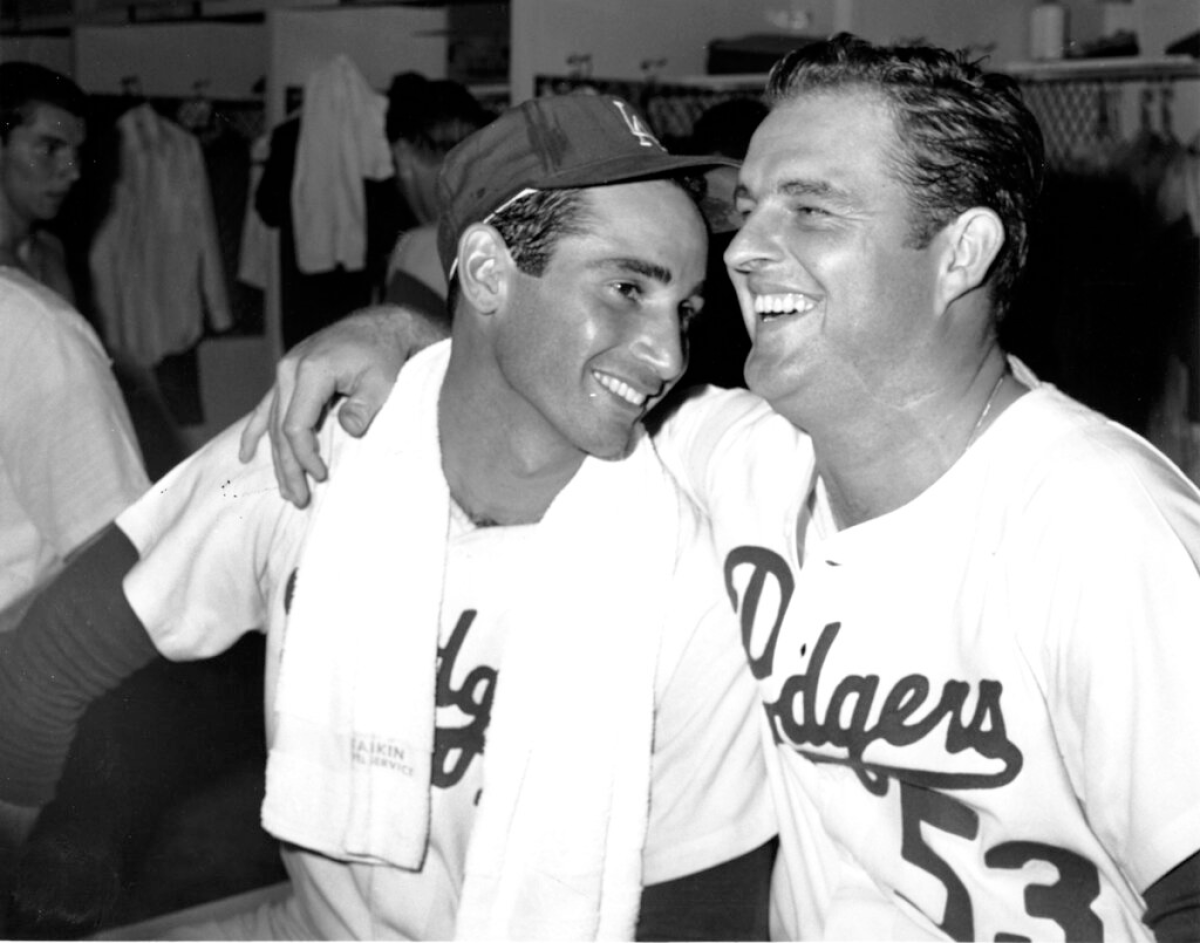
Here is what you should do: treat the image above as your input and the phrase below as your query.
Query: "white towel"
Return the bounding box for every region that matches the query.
[262,340,448,869]
[291,55,393,274]
[263,340,687,938]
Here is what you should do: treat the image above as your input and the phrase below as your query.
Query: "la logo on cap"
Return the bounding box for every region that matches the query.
[613,100,661,149]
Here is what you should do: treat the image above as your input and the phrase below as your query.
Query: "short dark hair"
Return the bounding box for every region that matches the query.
[0,62,88,143]
[766,33,1045,320]
[385,72,492,157]
[444,187,590,315]
[489,175,707,279]
[489,188,594,278]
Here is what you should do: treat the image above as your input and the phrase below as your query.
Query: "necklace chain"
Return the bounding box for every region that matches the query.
[965,370,1008,451]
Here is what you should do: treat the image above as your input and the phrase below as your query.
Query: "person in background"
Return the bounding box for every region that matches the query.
[1,63,275,939]
[0,60,151,931]
[238,34,1200,941]
[0,94,776,940]
[0,61,148,636]
[382,71,492,320]
[689,96,770,166]
[0,62,86,305]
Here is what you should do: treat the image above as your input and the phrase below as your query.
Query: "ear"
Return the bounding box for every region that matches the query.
[457,223,510,315]
[936,207,1005,311]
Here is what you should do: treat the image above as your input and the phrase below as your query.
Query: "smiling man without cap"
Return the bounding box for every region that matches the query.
[0,95,776,939]
[233,34,1200,942]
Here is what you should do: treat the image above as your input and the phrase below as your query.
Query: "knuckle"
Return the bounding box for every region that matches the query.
[281,420,307,442]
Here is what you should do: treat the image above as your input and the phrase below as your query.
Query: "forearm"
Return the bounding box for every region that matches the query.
[363,301,450,357]
[0,525,157,807]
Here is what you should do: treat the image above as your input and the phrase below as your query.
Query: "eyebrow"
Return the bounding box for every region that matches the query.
[589,256,706,299]
[592,256,674,285]
[32,126,80,146]
[735,178,854,204]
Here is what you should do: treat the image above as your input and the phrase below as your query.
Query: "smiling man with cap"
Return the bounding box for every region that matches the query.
[0,94,775,940]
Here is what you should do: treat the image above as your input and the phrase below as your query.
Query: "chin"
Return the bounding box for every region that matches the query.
[745,359,807,417]
[743,357,773,398]
[584,425,642,462]
[588,439,636,462]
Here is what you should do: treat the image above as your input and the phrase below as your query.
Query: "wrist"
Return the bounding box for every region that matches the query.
[360,303,450,362]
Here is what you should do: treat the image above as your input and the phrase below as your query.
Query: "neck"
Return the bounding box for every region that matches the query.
[438,347,585,527]
[807,348,1020,529]
[0,205,33,269]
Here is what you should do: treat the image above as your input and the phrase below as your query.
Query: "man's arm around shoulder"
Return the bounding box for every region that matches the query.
[238,304,448,506]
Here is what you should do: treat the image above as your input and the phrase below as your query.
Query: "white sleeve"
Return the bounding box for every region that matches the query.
[0,288,148,558]
[117,417,306,661]
[1016,435,1200,892]
[652,386,784,513]
[642,518,777,885]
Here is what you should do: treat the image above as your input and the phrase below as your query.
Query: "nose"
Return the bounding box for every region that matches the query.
[631,308,687,386]
[57,148,81,184]
[723,208,777,275]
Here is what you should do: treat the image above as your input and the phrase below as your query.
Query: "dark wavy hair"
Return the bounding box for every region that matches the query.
[766,33,1045,320]
[385,72,492,157]
[0,62,88,143]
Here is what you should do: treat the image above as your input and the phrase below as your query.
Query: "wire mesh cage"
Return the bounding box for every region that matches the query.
[1009,59,1200,168]
[537,60,1198,169]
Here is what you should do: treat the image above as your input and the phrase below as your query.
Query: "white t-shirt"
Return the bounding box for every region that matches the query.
[0,267,148,633]
[656,380,1200,941]
[117,415,774,940]
[386,224,446,301]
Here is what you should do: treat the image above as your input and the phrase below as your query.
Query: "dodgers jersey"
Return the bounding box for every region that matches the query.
[656,377,1200,941]
[116,409,773,939]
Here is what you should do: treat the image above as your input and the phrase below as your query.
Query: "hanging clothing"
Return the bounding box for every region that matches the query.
[1007,81,1197,441]
[1145,144,1200,479]
[257,116,405,349]
[291,55,394,275]
[237,131,272,292]
[89,103,232,367]
[200,118,262,335]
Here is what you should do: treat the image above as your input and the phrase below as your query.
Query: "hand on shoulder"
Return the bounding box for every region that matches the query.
[238,304,449,506]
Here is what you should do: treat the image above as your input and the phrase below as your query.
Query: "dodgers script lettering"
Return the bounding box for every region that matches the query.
[725,546,1023,796]
[433,609,496,788]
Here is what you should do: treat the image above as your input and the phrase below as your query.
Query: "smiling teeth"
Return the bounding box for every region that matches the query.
[595,373,648,407]
[753,293,816,316]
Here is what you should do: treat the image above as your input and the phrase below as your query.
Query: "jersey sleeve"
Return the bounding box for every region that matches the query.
[641,514,776,886]
[1015,433,1200,894]
[652,386,798,515]
[0,292,148,558]
[117,417,302,660]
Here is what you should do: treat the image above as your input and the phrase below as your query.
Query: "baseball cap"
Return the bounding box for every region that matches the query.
[435,94,740,280]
